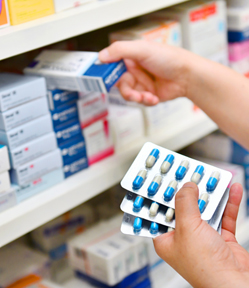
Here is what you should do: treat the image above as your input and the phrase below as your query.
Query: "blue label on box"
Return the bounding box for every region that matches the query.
[228,28,249,43]
[50,102,79,129]
[63,155,88,178]
[54,120,82,146]
[47,89,79,110]
[84,60,127,92]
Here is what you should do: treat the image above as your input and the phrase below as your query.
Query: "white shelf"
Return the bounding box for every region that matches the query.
[0,0,189,60]
[0,111,216,247]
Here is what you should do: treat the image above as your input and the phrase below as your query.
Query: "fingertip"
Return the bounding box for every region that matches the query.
[99,48,110,62]
[182,182,198,190]
[141,92,159,106]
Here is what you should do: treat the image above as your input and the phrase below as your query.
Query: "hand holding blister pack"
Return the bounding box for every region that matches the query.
[120,142,232,238]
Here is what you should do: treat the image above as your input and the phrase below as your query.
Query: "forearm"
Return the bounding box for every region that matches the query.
[186,55,249,150]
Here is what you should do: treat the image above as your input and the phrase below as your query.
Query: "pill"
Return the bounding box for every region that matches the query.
[165,208,175,222]
[133,196,144,212]
[149,202,160,217]
[176,160,189,180]
[164,180,178,201]
[168,227,175,232]
[146,149,159,168]
[148,175,162,196]
[133,170,147,189]
[198,193,209,213]
[206,171,220,192]
[161,154,174,174]
[150,222,159,234]
[133,217,142,233]
[191,165,204,184]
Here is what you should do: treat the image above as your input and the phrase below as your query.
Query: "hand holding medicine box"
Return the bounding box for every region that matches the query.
[120,142,232,238]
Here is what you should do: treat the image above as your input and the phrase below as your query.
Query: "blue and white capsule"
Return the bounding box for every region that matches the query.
[198,193,209,213]
[133,217,142,233]
[133,196,144,212]
[150,222,159,235]
[206,171,220,192]
[191,165,204,184]
[148,175,162,196]
[146,149,159,168]
[165,208,175,222]
[164,180,178,201]
[176,160,189,180]
[133,170,147,190]
[161,154,174,174]
[149,202,160,217]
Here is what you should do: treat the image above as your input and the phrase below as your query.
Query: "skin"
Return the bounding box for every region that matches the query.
[98,40,249,287]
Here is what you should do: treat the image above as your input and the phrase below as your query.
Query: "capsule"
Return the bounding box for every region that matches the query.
[148,175,162,196]
[161,154,174,174]
[165,208,175,222]
[176,160,189,180]
[206,171,220,192]
[150,222,159,235]
[198,193,209,213]
[164,180,178,201]
[133,170,147,190]
[133,196,144,212]
[146,149,159,168]
[133,217,142,233]
[168,227,175,232]
[191,165,204,184]
[149,202,160,217]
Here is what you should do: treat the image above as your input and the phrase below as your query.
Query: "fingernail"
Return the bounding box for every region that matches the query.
[152,96,159,105]
[99,48,109,61]
[183,182,197,189]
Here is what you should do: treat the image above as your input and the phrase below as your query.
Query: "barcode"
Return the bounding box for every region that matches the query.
[82,78,103,92]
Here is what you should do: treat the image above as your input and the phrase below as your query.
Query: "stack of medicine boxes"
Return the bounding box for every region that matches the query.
[48,88,88,177]
[0,73,64,203]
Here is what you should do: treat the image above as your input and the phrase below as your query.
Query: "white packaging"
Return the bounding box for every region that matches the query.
[0,144,10,173]
[227,0,249,8]
[0,170,11,193]
[53,0,94,13]
[0,73,46,111]
[109,20,182,47]
[109,105,145,151]
[11,149,63,186]
[0,97,49,131]
[0,114,53,149]
[83,117,114,165]
[77,92,108,128]
[227,7,249,30]
[9,132,57,168]
[0,187,16,213]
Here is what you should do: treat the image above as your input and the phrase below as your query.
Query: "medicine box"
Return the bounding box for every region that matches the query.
[14,168,64,203]
[7,0,54,25]
[229,40,249,62]
[0,73,47,112]
[0,0,10,29]
[0,97,49,131]
[54,119,82,146]
[83,117,114,165]
[227,7,249,31]
[63,155,88,178]
[53,0,94,13]
[0,144,10,173]
[11,148,63,186]
[24,50,126,93]
[0,187,16,213]
[227,0,249,8]
[109,20,182,46]
[77,91,108,128]
[0,170,10,193]
[47,89,79,111]
[7,276,64,288]
[9,132,57,169]
[0,114,53,150]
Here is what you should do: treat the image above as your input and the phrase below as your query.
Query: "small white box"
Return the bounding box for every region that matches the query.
[227,7,249,30]
[77,91,108,128]
[0,97,49,131]
[53,0,94,13]
[11,149,63,186]
[0,114,53,149]
[0,187,16,213]
[0,145,10,173]
[0,171,11,193]
[9,132,57,168]
[0,73,46,111]
[83,117,114,165]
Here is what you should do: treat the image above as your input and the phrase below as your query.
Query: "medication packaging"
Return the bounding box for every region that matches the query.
[7,0,54,25]
[54,119,81,145]
[0,0,10,29]
[63,155,88,178]
[47,89,79,111]
[0,170,10,193]
[53,0,94,13]
[0,144,10,173]
[5,275,63,288]
[0,73,46,111]
[227,7,249,31]
[11,148,63,186]
[227,0,249,8]
[0,114,53,149]
[24,50,126,93]
[120,142,232,238]
[0,97,49,131]
[0,187,16,213]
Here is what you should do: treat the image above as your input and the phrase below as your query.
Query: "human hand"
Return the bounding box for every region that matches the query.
[99,40,197,106]
[153,182,249,288]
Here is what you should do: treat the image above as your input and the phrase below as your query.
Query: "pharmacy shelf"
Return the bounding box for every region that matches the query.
[0,0,189,60]
[0,111,216,247]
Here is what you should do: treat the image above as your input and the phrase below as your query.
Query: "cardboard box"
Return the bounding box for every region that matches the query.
[0,0,10,29]
[0,170,10,193]
[53,0,94,13]
[0,97,49,131]
[24,50,126,93]
[227,7,249,31]
[7,0,54,25]
[0,73,46,112]
[228,28,249,43]
[54,119,82,146]
[229,40,249,62]
[11,148,63,186]
[47,89,79,111]
[63,155,88,178]
[0,114,53,149]
[9,132,57,169]
[6,276,64,288]
[0,187,16,213]
[0,144,10,173]
[227,0,249,8]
